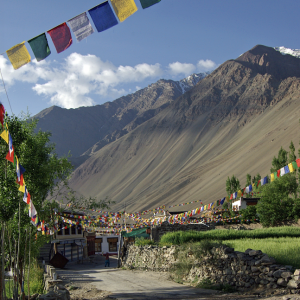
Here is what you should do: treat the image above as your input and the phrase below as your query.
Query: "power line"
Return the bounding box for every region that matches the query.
[0,67,14,116]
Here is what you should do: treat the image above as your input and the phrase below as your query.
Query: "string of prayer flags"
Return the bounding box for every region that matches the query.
[88,2,118,32]
[6,42,31,70]
[140,0,161,9]
[6,133,15,164]
[110,0,138,22]
[47,23,72,54]
[0,102,5,127]
[23,187,31,205]
[28,33,51,62]
[68,12,94,42]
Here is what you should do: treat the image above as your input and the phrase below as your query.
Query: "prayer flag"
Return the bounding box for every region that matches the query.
[261,176,268,185]
[19,178,26,193]
[292,161,298,170]
[280,167,285,176]
[6,146,14,164]
[6,42,31,70]
[220,197,225,205]
[23,187,31,205]
[29,200,37,218]
[88,2,118,32]
[139,0,161,9]
[288,163,295,173]
[47,23,72,54]
[237,190,242,197]
[110,0,138,22]
[284,165,290,174]
[277,170,280,178]
[296,159,300,168]
[233,192,237,199]
[8,133,13,154]
[256,180,261,187]
[230,194,233,200]
[28,33,51,62]
[0,102,5,127]
[68,12,94,41]
[0,128,8,144]
[245,186,249,193]
[249,185,252,192]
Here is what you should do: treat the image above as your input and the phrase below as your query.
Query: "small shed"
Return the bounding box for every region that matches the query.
[232,197,260,211]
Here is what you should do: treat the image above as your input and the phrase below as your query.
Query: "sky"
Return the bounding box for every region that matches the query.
[0,0,299,117]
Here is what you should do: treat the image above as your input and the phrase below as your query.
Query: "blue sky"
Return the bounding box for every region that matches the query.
[0,0,299,117]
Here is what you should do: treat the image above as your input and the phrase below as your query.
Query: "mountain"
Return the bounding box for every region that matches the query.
[65,45,300,212]
[34,73,207,163]
[274,46,300,59]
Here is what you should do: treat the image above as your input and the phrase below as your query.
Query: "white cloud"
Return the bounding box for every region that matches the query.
[168,62,196,76]
[0,53,217,109]
[197,59,217,72]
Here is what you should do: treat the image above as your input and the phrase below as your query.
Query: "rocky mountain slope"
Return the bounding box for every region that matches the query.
[65,45,300,212]
[34,73,207,161]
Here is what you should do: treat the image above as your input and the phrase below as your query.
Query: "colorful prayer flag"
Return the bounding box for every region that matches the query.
[6,146,14,164]
[284,165,290,174]
[23,187,31,205]
[292,161,298,170]
[47,23,72,54]
[88,2,118,32]
[296,159,300,168]
[139,0,161,9]
[277,169,280,178]
[6,42,31,70]
[28,33,51,62]
[110,0,138,22]
[280,167,285,176]
[29,200,37,218]
[288,163,295,173]
[0,128,8,144]
[0,102,5,127]
[68,12,94,41]
[248,185,252,192]
[261,176,268,185]
[19,178,26,193]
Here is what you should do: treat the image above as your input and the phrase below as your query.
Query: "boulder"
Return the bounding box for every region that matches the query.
[287,279,300,289]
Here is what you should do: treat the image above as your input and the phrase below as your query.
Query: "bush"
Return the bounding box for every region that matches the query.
[240,205,257,222]
[257,174,298,226]
[135,237,156,246]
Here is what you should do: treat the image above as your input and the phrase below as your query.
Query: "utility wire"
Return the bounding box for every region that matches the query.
[0,66,14,116]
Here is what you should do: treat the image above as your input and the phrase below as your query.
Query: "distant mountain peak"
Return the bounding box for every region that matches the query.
[274,46,300,58]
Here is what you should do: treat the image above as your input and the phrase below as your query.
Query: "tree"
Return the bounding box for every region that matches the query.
[289,141,296,163]
[270,147,288,173]
[0,115,73,299]
[246,174,251,186]
[226,175,241,197]
[256,175,298,227]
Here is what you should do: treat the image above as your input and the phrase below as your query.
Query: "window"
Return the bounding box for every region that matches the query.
[77,225,82,234]
[95,238,102,252]
[71,225,76,235]
[107,238,118,252]
[65,226,70,235]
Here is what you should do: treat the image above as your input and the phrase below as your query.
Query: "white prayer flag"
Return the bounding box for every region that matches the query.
[68,12,94,42]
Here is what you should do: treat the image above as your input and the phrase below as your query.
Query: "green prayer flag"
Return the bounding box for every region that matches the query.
[28,33,51,62]
[292,161,298,170]
[139,0,161,9]
[274,172,278,179]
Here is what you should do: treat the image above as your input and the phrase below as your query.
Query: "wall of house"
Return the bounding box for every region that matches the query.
[95,235,120,254]
[150,222,214,242]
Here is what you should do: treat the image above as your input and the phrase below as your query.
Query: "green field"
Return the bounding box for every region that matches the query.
[159,226,300,245]
[223,237,300,269]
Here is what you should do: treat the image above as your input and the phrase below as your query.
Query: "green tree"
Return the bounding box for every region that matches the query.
[240,206,257,222]
[270,147,288,173]
[246,174,251,186]
[256,175,298,226]
[289,141,296,163]
[226,175,241,197]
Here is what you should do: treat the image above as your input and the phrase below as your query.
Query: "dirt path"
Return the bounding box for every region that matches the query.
[55,255,296,300]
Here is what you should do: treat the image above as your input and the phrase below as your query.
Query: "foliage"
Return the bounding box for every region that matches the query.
[240,205,257,222]
[226,175,241,197]
[256,174,298,226]
[224,237,300,269]
[246,174,251,186]
[222,202,229,209]
[289,141,297,163]
[159,227,300,245]
[135,237,156,246]
[270,146,288,173]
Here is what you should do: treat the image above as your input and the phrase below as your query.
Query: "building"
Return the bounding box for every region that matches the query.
[232,197,260,211]
[95,234,120,255]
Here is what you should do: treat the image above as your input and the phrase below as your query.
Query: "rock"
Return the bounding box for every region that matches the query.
[287,279,300,289]
[294,269,300,276]
[281,272,293,279]
[224,247,234,254]
[249,250,263,256]
[244,249,253,255]
[273,270,286,278]
[277,278,287,287]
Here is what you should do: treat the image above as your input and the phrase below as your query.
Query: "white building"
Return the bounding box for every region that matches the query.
[95,234,120,255]
[232,197,259,211]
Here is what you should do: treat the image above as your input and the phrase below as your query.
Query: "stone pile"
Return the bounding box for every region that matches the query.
[123,244,300,291]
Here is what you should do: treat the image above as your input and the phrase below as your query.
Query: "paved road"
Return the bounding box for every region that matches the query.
[55,255,221,299]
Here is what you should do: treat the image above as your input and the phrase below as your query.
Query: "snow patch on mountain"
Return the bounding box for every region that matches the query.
[177,72,209,94]
[274,46,300,59]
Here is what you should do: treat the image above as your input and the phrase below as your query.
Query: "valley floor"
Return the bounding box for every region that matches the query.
[55,254,297,300]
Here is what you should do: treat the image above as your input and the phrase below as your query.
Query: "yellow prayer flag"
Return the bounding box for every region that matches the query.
[0,129,9,144]
[288,163,295,173]
[6,42,31,70]
[110,0,138,22]
[226,196,230,202]
[237,190,242,198]
[270,173,275,182]
[19,179,26,193]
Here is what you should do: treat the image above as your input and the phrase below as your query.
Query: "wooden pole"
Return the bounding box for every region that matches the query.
[27,226,31,300]
[1,222,5,300]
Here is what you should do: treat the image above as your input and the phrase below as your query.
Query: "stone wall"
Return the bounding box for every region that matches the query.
[150,222,214,242]
[123,244,300,291]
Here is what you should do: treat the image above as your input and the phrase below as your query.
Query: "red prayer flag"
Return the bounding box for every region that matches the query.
[257,179,261,187]
[296,159,300,168]
[6,146,14,163]
[0,103,5,127]
[47,23,72,54]
[277,170,280,178]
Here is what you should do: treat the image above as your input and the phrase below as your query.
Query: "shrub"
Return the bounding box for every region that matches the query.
[135,237,156,246]
[240,205,257,222]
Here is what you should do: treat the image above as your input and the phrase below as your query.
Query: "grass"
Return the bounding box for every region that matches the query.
[135,237,156,246]
[223,237,300,269]
[5,259,44,298]
[159,226,300,245]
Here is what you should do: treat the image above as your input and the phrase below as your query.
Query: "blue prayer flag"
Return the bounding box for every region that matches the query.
[88,1,118,33]
[284,165,290,174]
